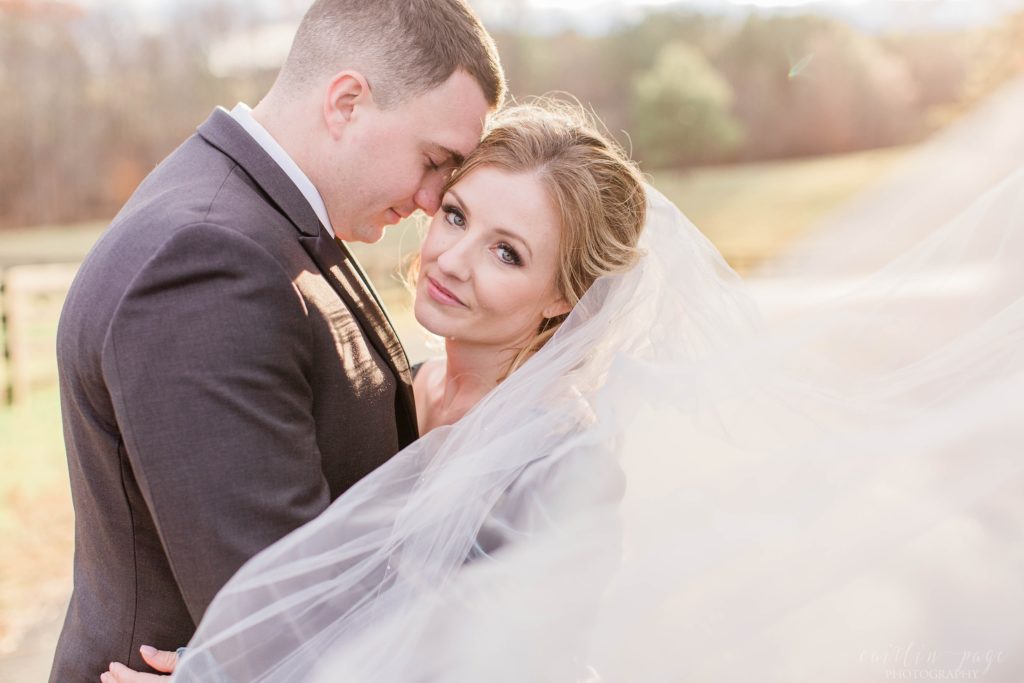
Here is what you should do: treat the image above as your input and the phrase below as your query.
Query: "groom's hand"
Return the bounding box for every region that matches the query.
[100,645,177,682]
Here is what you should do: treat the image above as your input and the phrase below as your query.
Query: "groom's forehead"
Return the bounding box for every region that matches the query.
[406,71,489,158]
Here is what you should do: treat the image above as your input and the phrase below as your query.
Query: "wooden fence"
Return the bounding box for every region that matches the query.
[0,263,79,405]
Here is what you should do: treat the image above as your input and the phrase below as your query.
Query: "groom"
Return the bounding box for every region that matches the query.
[49,1,504,680]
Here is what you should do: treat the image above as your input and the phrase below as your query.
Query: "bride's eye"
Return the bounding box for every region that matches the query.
[442,204,466,228]
[495,243,522,266]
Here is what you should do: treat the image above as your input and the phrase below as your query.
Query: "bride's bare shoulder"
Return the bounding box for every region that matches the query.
[413,357,446,425]
[413,357,445,386]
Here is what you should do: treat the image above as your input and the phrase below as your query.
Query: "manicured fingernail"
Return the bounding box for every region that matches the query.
[140,644,157,657]
[101,674,112,683]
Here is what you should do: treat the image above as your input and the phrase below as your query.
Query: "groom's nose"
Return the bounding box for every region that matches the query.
[414,181,444,216]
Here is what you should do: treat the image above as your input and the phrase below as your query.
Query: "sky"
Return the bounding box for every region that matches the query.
[528,0,868,7]
[69,0,1024,35]
[472,0,1023,34]
[73,0,983,10]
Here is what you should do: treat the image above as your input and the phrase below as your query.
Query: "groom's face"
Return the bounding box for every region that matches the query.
[322,70,489,243]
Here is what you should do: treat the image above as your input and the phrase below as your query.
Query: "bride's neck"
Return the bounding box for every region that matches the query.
[438,339,514,411]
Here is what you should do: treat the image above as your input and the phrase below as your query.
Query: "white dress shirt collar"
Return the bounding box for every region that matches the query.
[228,102,335,237]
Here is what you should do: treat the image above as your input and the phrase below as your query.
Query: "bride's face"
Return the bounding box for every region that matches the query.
[414,166,570,349]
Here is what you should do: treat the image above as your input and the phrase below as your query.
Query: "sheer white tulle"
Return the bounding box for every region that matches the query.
[173,171,1024,682]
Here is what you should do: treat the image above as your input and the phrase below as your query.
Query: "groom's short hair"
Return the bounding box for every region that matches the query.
[278,0,505,109]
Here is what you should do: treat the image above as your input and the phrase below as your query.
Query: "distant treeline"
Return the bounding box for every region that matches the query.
[495,11,1023,167]
[0,4,1021,229]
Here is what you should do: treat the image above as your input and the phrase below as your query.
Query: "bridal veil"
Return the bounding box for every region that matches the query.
[173,165,1024,680]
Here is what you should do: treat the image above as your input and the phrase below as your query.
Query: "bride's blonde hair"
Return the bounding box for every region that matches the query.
[445,99,648,377]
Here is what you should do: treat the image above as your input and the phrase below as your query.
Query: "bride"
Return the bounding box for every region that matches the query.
[107,100,1024,682]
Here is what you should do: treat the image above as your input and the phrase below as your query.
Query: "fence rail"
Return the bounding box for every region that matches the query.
[0,247,764,407]
[1,263,79,405]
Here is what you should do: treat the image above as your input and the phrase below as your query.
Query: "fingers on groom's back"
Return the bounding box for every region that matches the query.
[140,644,179,673]
[102,660,167,682]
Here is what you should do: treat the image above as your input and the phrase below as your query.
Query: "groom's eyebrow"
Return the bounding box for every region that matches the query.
[429,143,465,166]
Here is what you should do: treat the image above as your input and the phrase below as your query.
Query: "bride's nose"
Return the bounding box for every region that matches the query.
[435,238,472,282]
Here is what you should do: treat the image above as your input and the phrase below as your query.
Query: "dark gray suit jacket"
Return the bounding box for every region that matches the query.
[49,108,418,681]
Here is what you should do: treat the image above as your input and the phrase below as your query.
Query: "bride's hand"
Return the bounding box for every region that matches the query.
[100,645,178,682]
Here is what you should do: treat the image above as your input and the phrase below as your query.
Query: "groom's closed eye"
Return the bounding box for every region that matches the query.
[427,143,466,169]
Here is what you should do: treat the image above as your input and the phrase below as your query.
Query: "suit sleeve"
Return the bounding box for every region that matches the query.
[101,222,330,622]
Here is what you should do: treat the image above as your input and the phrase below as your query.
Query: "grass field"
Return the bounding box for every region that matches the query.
[0,386,73,657]
[653,146,908,268]
[0,145,908,673]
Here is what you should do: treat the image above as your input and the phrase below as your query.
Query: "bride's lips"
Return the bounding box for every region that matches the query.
[427,276,466,307]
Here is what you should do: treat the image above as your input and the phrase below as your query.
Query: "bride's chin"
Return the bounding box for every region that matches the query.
[413,301,449,338]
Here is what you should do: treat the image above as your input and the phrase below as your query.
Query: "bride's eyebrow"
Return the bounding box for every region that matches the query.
[494,227,532,259]
[448,189,471,217]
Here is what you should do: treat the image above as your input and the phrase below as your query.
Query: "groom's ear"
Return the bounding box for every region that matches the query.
[322,70,373,140]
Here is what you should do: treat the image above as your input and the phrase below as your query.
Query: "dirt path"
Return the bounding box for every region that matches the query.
[758,75,1024,278]
[744,75,1024,323]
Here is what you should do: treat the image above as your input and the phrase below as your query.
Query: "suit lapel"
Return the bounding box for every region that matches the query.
[298,229,410,381]
[197,108,418,444]
[198,108,322,237]
[337,238,390,324]
[299,230,418,446]
[333,238,405,363]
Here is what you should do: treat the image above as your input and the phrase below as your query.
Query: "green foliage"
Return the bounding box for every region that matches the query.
[490,11,736,158]
[632,42,744,168]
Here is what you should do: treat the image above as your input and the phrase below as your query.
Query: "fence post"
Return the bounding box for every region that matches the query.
[6,267,29,404]
[2,264,79,405]
[0,272,9,405]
